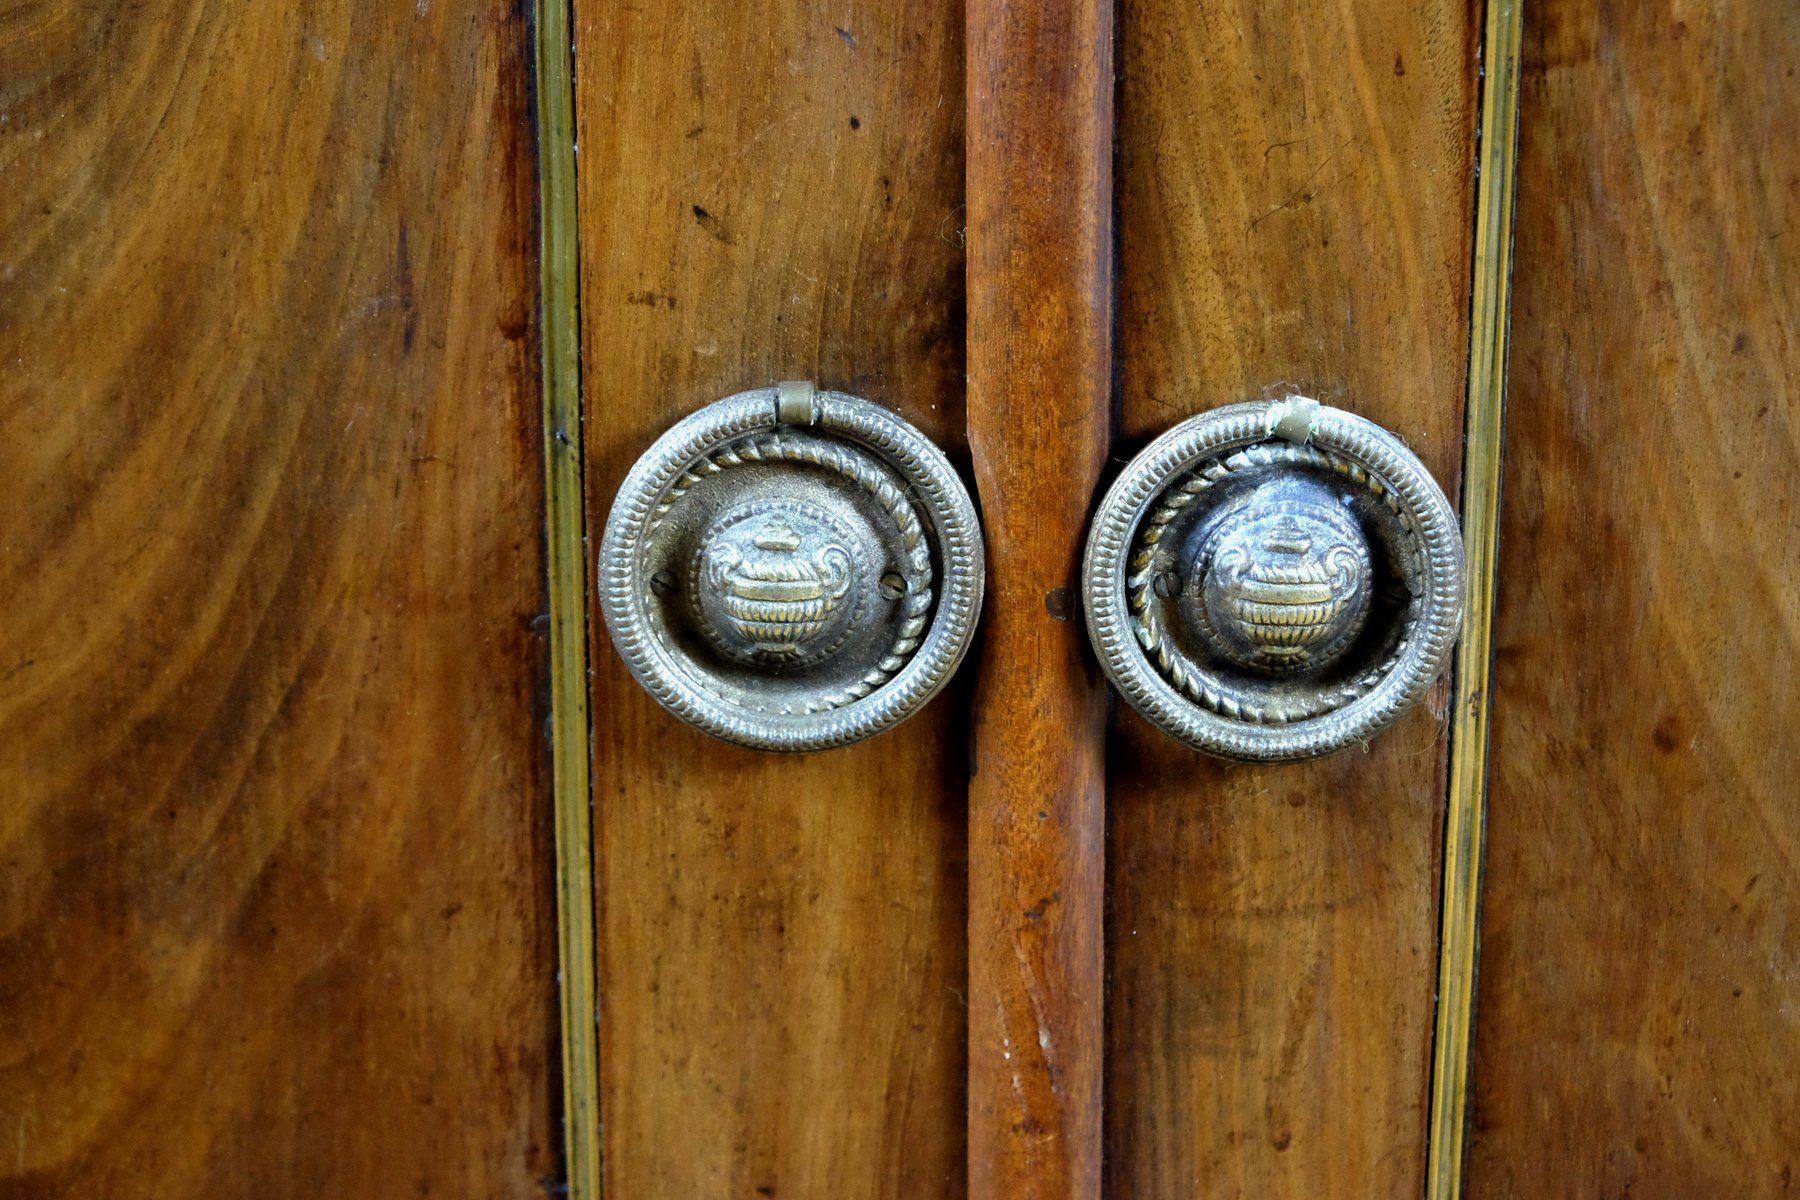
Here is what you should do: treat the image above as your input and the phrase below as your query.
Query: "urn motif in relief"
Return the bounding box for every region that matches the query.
[702,516,854,660]
[1192,495,1374,673]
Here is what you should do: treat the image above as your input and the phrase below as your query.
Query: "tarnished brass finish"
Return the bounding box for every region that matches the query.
[1082,396,1464,763]
[1188,477,1374,673]
[600,384,984,751]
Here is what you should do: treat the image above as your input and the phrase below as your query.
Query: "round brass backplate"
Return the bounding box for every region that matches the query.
[1082,396,1464,763]
[599,384,984,752]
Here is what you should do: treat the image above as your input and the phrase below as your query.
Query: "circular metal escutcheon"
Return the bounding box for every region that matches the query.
[1082,396,1464,763]
[600,384,984,751]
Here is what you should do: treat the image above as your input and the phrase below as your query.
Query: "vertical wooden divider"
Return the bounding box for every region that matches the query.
[964,2,1114,1196]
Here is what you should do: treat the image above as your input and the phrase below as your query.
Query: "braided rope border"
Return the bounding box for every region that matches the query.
[1125,441,1417,724]
[599,389,984,752]
[1082,400,1464,762]
[649,431,933,715]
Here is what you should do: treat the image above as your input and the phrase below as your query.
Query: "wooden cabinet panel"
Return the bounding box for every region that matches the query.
[1107,2,1480,1194]
[11,0,1794,1193]
[0,1,557,1194]
[574,5,969,1195]
[1469,5,1800,1194]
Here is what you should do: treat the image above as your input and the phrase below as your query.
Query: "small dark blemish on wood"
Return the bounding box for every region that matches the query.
[835,26,855,50]
[1393,53,1406,76]
[396,220,418,353]
[849,115,861,130]
[1044,587,1072,621]
[1020,891,1059,925]
[1652,715,1680,753]
[690,204,734,244]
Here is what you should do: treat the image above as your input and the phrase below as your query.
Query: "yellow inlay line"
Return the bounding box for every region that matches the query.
[1427,0,1524,1195]
[534,0,599,1192]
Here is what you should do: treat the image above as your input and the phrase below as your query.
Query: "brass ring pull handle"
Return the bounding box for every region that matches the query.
[599,383,985,752]
[1082,396,1464,763]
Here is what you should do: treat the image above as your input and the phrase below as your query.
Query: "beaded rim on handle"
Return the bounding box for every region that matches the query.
[1082,397,1465,763]
[600,386,985,752]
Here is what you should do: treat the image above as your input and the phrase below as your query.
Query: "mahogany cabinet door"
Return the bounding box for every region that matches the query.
[1468,3,1800,1194]
[0,1,559,1195]
[573,5,973,1197]
[1106,0,1481,1194]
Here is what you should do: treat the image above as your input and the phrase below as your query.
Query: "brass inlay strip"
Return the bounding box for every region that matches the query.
[534,0,599,1191]
[1426,0,1524,1196]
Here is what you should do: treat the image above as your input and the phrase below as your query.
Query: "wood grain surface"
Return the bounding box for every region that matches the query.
[1467,5,1800,1195]
[963,1,1113,1196]
[0,1,557,1196]
[1107,2,1479,1195]
[575,4,970,1196]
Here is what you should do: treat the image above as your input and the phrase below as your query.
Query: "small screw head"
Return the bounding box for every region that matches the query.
[879,572,907,600]
[1152,570,1183,600]
[650,569,679,598]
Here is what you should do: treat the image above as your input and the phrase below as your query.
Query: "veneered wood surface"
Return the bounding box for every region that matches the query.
[1107,2,1478,1195]
[1468,5,1800,1194]
[0,2,557,1196]
[963,1,1113,1196]
[575,5,969,1195]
